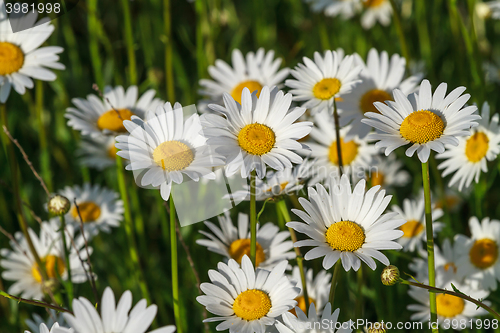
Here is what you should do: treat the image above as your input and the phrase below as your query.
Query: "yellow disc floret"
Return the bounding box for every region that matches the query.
[290,296,316,316]
[153,140,194,171]
[400,110,445,144]
[238,123,276,156]
[71,201,101,223]
[328,139,359,166]
[31,255,66,283]
[231,81,263,104]
[233,289,272,321]
[325,221,365,252]
[465,132,489,163]
[400,220,424,238]
[313,78,341,100]
[97,109,135,132]
[444,262,457,273]
[228,239,266,267]
[0,42,24,75]
[360,89,392,114]
[364,0,386,8]
[469,238,498,269]
[370,171,385,187]
[436,294,465,318]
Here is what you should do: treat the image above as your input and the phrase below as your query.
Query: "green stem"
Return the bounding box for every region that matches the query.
[414,0,432,72]
[332,100,344,175]
[88,0,104,88]
[276,199,310,313]
[170,197,183,333]
[355,266,364,320]
[164,0,175,101]
[422,162,438,333]
[36,81,52,192]
[250,170,257,266]
[0,290,72,314]
[328,259,341,305]
[129,186,147,256]
[116,155,151,303]
[121,0,137,85]
[59,215,73,306]
[389,0,410,63]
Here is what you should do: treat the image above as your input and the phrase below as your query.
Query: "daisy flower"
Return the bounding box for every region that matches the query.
[25,323,68,333]
[287,174,405,271]
[203,86,312,179]
[197,255,300,333]
[26,310,68,333]
[66,85,163,138]
[486,1,500,19]
[285,50,362,115]
[0,3,65,103]
[391,196,443,252]
[288,266,330,315]
[53,287,176,333]
[408,279,489,329]
[456,216,500,291]
[304,0,361,19]
[196,211,295,269]
[367,154,410,189]
[58,183,124,235]
[306,111,378,183]
[436,102,500,191]
[76,135,117,170]
[338,48,422,139]
[434,187,464,212]
[362,79,480,163]
[0,219,91,300]
[275,303,352,333]
[199,48,289,107]
[360,0,392,29]
[116,102,224,201]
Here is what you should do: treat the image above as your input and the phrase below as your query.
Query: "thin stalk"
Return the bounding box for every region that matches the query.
[389,0,410,63]
[328,260,341,305]
[129,186,147,256]
[249,170,257,266]
[422,162,438,332]
[59,215,74,305]
[121,0,137,85]
[36,81,52,192]
[355,266,364,320]
[116,155,151,303]
[0,290,72,314]
[332,100,344,175]
[170,197,183,333]
[276,199,310,313]
[164,0,175,101]
[88,0,104,88]
[414,0,432,72]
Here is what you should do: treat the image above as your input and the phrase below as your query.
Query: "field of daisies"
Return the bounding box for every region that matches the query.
[2,0,500,332]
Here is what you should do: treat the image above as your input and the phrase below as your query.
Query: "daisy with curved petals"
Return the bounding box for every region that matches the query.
[307,111,377,183]
[116,102,223,201]
[196,212,295,269]
[455,216,500,291]
[288,266,330,315]
[59,183,124,235]
[437,102,500,191]
[53,287,176,333]
[339,48,422,139]
[305,0,361,19]
[285,50,362,115]
[198,255,299,333]
[362,79,480,163]
[199,48,289,108]
[25,323,69,333]
[360,0,392,29]
[76,135,118,170]
[26,310,68,333]
[0,3,65,102]
[276,303,352,333]
[391,196,443,252]
[203,86,312,179]
[0,220,91,300]
[287,174,405,271]
[368,154,410,190]
[66,85,164,138]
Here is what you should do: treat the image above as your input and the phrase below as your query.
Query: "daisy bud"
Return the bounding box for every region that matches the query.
[381,265,400,286]
[366,322,388,333]
[48,195,71,216]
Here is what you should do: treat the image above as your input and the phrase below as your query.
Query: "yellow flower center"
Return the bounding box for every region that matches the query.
[400,110,445,144]
[228,239,266,267]
[370,171,385,187]
[237,123,276,156]
[364,0,386,8]
[400,220,424,238]
[313,78,341,100]
[436,294,465,318]
[360,89,392,114]
[71,201,102,223]
[97,109,135,133]
[325,221,365,252]
[266,182,289,193]
[231,80,263,104]
[444,262,457,273]
[465,132,489,163]
[469,238,498,269]
[108,143,118,159]
[328,139,359,166]
[290,296,316,316]
[31,255,66,283]
[153,141,194,171]
[0,42,25,75]
[233,289,272,321]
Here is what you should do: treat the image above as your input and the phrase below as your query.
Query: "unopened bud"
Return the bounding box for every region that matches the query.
[381,265,400,286]
[48,195,71,216]
[367,322,388,333]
